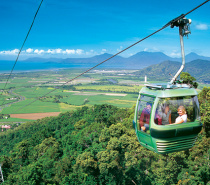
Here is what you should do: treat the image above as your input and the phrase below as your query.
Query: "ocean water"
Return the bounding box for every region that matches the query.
[0,61,91,73]
[0,61,127,73]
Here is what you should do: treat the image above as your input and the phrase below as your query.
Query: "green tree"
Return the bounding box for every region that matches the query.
[198,87,210,137]
[32,137,62,161]
[11,139,33,168]
[177,134,210,184]
[74,151,97,174]
[180,72,198,88]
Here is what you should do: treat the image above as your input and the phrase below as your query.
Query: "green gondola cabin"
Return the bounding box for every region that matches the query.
[133,84,202,154]
[132,17,202,154]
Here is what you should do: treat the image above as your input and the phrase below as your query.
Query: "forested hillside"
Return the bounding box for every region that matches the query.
[0,88,209,185]
[134,60,210,82]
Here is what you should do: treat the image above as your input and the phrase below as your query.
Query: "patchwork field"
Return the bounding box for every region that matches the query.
[2,68,205,123]
[74,84,141,93]
[10,112,61,120]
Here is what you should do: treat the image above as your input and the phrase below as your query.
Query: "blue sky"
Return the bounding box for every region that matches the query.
[0,0,210,60]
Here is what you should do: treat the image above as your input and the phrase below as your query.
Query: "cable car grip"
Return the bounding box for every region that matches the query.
[169,16,191,84]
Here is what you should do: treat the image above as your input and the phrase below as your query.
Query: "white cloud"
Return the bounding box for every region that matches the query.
[34,49,44,54]
[196,23,208,30]
[169,50,181,58]
[76,49,84,54]
[64,49,76,54]
[55,48,62,54]
[0,48,86,57]
[0,49,19,55]
[117,46,123,52]
[85,50,97,55]
[46,49,83,55]
[34,49,39,54]
[152,47,160,52]
[101,48,107,54]
[26,48,33,53]
[47,49,55,54]
[142,47,160,52]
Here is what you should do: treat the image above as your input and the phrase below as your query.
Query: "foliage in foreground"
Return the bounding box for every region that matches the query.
[180,72,198,88]
[0,87,209,185]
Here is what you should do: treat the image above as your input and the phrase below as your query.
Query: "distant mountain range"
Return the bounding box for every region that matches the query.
[23,51,210,69]
[22,52,210,82]
[0,52,209,82]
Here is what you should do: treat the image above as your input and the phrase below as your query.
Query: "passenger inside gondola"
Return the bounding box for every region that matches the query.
[174,105,187,124]
[154,95,201,126]
[158,103,172,125]
[139,102,151,132]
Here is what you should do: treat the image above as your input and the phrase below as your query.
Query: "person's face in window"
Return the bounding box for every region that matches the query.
[146,104,151,111]
[165,106,170,114]
[178,109,184,116]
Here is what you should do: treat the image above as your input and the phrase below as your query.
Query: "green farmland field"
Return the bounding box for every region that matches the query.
[1,99,60,114]
[60,93,137,107]
[0,117,33,123]
[75,84,142,93]
[0,69,152,122]
[1,87,138,115]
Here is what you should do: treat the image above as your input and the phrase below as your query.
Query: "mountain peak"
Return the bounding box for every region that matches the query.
[128,51,172,66]
[186,52,200,57]
[185,52,210,62]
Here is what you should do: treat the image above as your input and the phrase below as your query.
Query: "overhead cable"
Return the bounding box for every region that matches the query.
[0,0,44,105]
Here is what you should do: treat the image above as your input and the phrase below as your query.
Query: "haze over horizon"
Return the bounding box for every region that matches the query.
[1,0,210,61]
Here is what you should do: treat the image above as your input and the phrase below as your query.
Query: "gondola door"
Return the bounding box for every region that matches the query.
[136,94,155,151]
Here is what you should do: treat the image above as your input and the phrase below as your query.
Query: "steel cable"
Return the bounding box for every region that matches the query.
[0,0,44,106]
